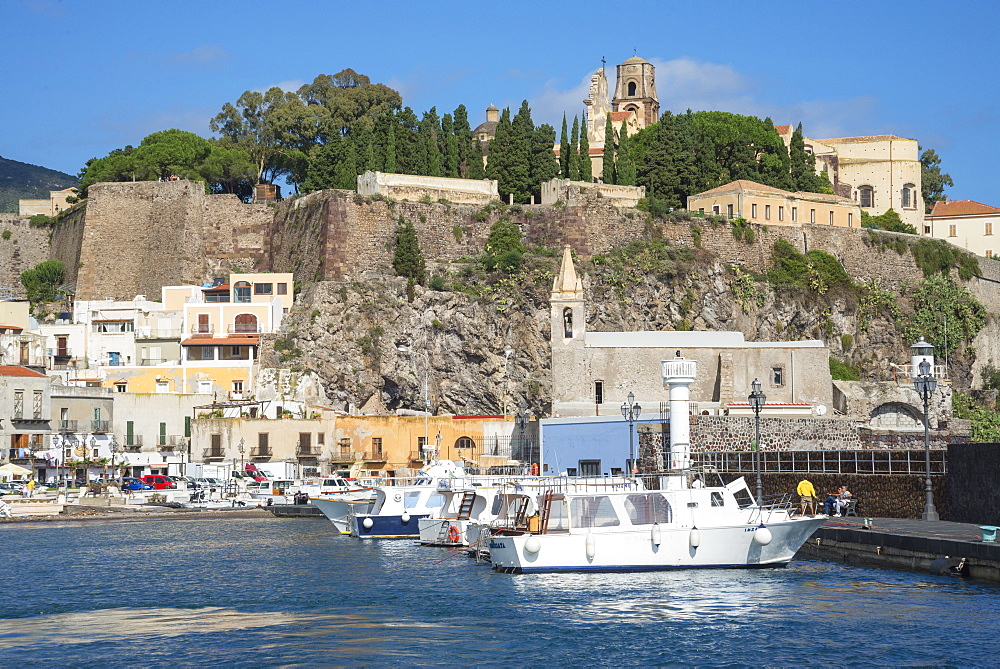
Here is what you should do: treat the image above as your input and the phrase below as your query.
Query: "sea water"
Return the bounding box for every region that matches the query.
[1,516,998,666]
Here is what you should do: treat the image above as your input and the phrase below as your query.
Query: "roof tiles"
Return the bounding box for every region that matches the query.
[929,200,1000,217]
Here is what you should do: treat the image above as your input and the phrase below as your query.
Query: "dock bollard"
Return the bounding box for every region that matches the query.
[979,526,999,543]
[863,518,874,530]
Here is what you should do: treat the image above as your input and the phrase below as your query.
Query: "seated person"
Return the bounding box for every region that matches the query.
[834,487,853,516]
[824,486,845,516]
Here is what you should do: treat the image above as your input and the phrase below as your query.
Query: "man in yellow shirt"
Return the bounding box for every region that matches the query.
[796,478,817,516]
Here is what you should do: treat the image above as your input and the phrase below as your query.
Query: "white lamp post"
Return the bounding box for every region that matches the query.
[913,359,940,521]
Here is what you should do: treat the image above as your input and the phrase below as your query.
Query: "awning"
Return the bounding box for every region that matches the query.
[182,335,260,346]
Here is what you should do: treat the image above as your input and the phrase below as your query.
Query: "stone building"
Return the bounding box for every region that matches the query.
[356,171,499,205]
[18,187,77,217]
[0,365,52,470]
[549,247,833,418]
[687,179,862,228]
[775,127,924,231]
[924,199,1000,258]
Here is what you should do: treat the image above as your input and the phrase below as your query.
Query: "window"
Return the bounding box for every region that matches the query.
[726,203,734,218]
[417,436,427,449]
[185,416,191,438]
[372,437,383,457]
[299,433,312,454]
[92,321,134,333]
[563,307,573,338]
[197,379,212,394]
[772,366,784,386]
[859,187,873,208]
[211,433,222,455]
[627,81,637,96]
[115,382,127,393]
[987,250,994,259]
[829,211,834,226]
[848,213,853,227]
[924,225,931,234]
[791,207,797,222]
[624,494,672,524]
[33,391,42,418]
[711,492,725,507]
[13,390,23,419]
[902,184,916,208]
[159,422,167,446]
[987,222,993,236]
[712,205,720,214]
[778,206,784,221]
[810,209,816,224]
[570,495,620,528]
[751,203,758,219]
[949,225,957,237]
[232,380,244,396]
[277,283,288,295]
[234,281,251,304]
[765,205,771,220]
[455,436,476,449]
[156,381,169,393]
[578,459,601,476]
[234,313,258,333]
[126,421,134,445]
[595,380,604,405]
[254,283,273,295]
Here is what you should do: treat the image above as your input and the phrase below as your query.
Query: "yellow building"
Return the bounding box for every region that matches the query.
[687,180,861,228]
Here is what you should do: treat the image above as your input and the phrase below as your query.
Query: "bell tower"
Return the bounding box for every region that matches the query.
[612,55,659,129]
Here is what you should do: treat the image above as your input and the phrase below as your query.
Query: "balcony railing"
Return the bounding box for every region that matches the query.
[330,449,355,462]
[228,324,262,334]
[157,435,187,451]
[409,450,426,463]
[202,448,225,461]
[135,329,182,339]
[250,448,271,459]
[296,446,319,458]
[123,435,143,452]
[364,451,386,461]
[191,325,215,334]
[91,420,110,433]
[59,419,78,431]
[140,358,170,366]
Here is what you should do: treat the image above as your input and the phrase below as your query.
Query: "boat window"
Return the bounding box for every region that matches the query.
[403,491,422,509]
[570,495,620,528]
[624,494,673,525]
[491,495,504,515]
[547,498,569,531]
[426,493,446,509]
[711,492,724,507]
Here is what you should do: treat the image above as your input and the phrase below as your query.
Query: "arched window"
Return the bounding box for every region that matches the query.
[455,436,476,449]
[902,184,915,209]
[869,403,922,429]
[234,313,258,333]
[234,281,251,303]
[858,187,874,208]
[563,307,573,339]
[627,81,637,96]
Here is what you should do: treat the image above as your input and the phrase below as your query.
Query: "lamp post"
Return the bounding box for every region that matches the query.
[89,436,96,485]
[621,392,641,474]
[108,436,119,503]
[748,378,766,504]
[913,359,940,521]
[515,402,528,470]
[237,437,245,472]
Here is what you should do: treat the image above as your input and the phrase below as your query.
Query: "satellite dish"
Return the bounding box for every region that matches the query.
[814,405,827,416]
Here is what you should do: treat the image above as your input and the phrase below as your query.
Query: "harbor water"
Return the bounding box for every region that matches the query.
[2,516,999,666]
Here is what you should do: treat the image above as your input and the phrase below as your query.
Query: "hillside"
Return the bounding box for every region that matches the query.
[0,155,77,213]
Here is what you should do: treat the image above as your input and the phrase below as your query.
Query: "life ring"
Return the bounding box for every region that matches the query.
[530,463,539,476]
[447,525,461,543]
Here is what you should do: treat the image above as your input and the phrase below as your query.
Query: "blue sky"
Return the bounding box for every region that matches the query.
[5,0,999,204]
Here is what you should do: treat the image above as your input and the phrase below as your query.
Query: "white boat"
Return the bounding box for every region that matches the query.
[311,493,377,533]
[488,476,825,573]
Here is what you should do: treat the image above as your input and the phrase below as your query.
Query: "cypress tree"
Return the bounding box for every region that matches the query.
[529,123,560,202]
[452,105,473,178]
[602,114,616,184]
[487,108,514,199]
[301,134,342,192]
[616,121,636,186]
[441,113,459,178]
[395,107,422,174]
[579,112,592,183]
[334,136,359,189]
[421,107,442,177]
[789,122,824,192]
[393,216,426,284]
[467,139,486,180]
[508,100,534,202]
[559,114,570,178]
[569,115,581,182]
[383,118,397,173]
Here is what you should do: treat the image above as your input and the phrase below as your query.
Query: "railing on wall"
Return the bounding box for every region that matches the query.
[692,449,947,476]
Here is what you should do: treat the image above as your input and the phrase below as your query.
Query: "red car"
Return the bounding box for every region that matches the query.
[140,475,177,489]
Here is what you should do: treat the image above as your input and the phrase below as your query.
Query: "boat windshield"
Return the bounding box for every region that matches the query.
[403,491,446,509]
[624,493,673,525]
[569,495,620,529]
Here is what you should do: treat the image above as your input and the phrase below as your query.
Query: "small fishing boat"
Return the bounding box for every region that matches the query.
[488,475,825,573]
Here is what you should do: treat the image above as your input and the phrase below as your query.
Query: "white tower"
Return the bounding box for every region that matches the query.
[910,337,935,378]
[661,353,697,490]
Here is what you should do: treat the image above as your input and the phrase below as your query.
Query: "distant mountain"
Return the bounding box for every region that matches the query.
[0,155,78,214]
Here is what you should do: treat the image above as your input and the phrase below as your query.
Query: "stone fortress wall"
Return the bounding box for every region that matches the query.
[0,214,58,298]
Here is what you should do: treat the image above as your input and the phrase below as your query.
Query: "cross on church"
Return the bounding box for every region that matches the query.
[601,56,606,68]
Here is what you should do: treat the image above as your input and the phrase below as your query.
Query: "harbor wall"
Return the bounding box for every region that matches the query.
[946,442,1000,525]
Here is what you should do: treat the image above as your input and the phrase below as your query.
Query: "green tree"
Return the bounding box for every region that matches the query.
[467,140,486,180]
[529,123,560,201]
[487,108,514,199]
[579,113,592,182]
[393,217,426,284]
[920,147,953,213]
[296,69,402,140]
[21,260,65,305]
[78,147,137,197]
[452,105,474,178]
[559,114,570,178]
[210,86,300,184]
[861,208,917,234]
[200,145,257,196]
[301,135,342,192]
[903,276,986,356]
[483,219,525,272]
[602,115,616,184]
[395,107,423,174]
[616,121,636,186]
[441,113,459,178]
[420,107,442,177]
[789,122,826,192]
[569,115,582,181]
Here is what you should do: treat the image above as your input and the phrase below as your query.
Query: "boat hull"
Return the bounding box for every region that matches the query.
[489,518,825,573]
[351,513,430,538]
[311,497,373,534]
[417,518,473,546]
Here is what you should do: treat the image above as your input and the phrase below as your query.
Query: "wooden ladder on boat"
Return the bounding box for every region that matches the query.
[538,490,555,535]
[511,496,530,529]
[456,491,476,520]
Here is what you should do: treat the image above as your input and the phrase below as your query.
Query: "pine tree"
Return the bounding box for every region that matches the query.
[569,115,581,182]
[393,216,426,284]
[616,121,636,186]
[507,100,534,202]
[602,114,616,184]
[441,113,459,178]
[395,107,422,174]
[579,112,592,182]
[301,134,342,192]
[559,114,570,178]
[789,122,825,192]
[334,136,359,189]
[383,117,397,173]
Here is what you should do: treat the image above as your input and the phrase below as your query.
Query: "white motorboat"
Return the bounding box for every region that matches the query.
[488,476,825,573]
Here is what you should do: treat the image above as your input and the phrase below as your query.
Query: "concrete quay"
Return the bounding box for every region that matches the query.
[797,516,1000,583]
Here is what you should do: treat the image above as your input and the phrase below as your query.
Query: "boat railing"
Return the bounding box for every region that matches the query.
[750,493,797,524]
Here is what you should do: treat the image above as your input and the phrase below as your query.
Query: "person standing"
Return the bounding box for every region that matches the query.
[691,474,704,489]
[26,478,36,498]
[796,478,817,516]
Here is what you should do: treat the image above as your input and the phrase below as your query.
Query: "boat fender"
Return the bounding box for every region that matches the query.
[524,536,541,554]
[362,517,374,530]
[753,525,772,546]
[689,527,701,548]
[401,512,411,524]
[447,525,461,543]
[585,534,596,560]
[651,522,662,546]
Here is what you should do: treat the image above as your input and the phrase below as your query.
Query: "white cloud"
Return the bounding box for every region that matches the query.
[169,45,230,66]
[529,71,595,128]
[253,79,306,94]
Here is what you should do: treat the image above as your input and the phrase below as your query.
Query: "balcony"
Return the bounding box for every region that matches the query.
[250,448,271,459]
[409,451,426,464]
[191,325,215,335]
[330,449,356,463]
[59,419,78,432]
[227,324,261,334]
[123,435,143,452]
[363,451,386,462]
[91,420,111,433]
[202,448,225,461]
[157,435,188,451]
[140,358,169,366]
[136,328,182,339]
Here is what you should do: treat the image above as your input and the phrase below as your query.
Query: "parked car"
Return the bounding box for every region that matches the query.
[0,482,23,494]
[140,475,177,490]
[118,477,153,491]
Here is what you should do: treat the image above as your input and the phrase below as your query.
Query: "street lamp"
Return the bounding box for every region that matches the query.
[107,436,119,503]
[748,378,766,504]
[621,392,641,474]
[237,437,245,472]
[515,402,529,469]
[913,359,940,521]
